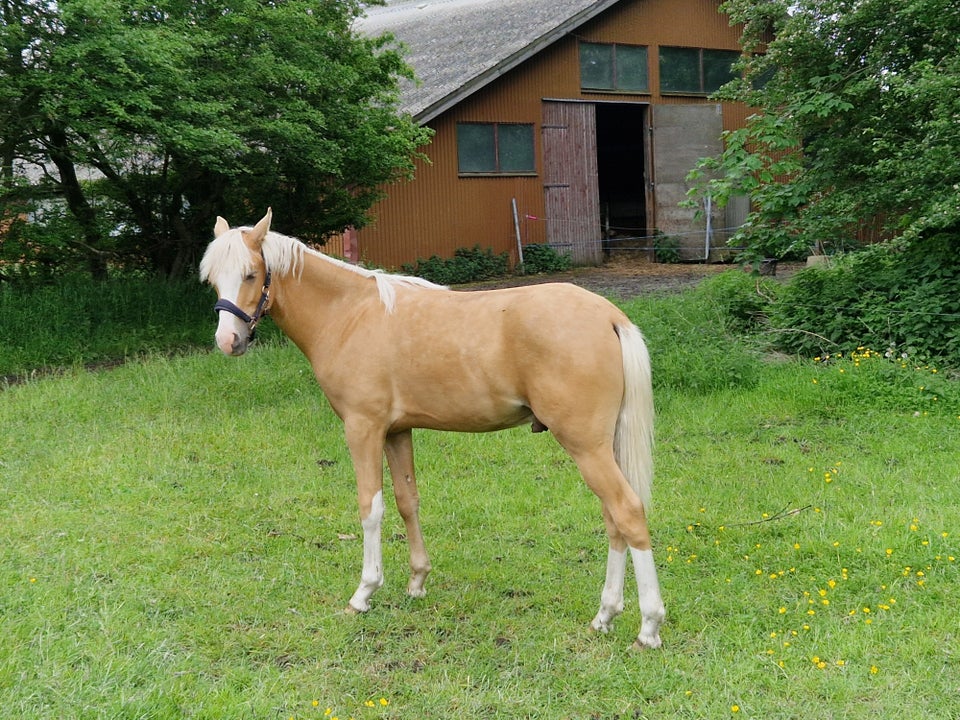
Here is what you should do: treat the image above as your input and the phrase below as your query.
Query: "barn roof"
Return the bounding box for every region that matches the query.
[358,0,620,123]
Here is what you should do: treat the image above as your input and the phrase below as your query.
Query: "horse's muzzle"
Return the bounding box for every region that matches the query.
[216,329,249,356]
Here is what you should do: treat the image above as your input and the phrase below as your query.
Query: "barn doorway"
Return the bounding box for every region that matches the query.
[595,103,650,254]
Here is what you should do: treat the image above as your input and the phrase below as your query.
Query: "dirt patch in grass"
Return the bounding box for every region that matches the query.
[463,254,803,299]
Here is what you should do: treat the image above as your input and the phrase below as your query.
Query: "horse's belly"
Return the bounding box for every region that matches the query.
[389,393,533,433]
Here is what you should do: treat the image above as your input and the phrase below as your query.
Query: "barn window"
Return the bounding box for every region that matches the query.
[457,122,535,175]
[659,47,740,94]
[579,42,649,93]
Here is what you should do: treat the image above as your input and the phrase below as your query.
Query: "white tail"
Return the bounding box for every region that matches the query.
[613,323,655,510]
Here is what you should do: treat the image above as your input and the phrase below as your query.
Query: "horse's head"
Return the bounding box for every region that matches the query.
[199,209,273,356]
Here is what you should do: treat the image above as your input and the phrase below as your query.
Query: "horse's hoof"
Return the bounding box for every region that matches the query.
[343,604,364,615]
[631,634,662,650]
[589,619,613,635]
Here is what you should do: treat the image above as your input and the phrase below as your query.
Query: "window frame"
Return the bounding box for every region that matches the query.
[456,121,536,176]
[658,46,740,96]
[579,41,650,94]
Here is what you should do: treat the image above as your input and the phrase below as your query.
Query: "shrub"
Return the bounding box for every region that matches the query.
[653,234,682,264]
[517,244,572,275]
[769,235,960,365]
[402,245,509,285]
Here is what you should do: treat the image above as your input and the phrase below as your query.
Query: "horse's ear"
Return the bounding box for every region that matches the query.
[214,216,230,238]
[249,208,272,248]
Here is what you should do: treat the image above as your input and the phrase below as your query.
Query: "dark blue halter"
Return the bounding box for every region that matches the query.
[214,264,272,340]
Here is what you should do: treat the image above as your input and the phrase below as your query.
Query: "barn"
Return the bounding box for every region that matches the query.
[345,0,754,268]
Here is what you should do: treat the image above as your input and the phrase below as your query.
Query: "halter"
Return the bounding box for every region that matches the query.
[213,263,272,340]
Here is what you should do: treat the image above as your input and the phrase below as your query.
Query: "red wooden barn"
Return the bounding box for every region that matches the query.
[342,0,754,268]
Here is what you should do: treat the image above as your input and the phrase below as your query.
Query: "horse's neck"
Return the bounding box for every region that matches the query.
[270,252,374,348]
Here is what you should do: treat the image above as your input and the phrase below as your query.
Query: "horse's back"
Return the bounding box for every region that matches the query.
[463,282,629,360]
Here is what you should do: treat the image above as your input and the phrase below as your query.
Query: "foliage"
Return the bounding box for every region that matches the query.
[401,245,509,285]
[653,233,682,264]
[0,0,431,278]
[2,341,960,718]
[808,347,959,415]
[0,274,269,376]
[769,235,960,363]
[694,270,779,330]
[621,290,764,394]
[517,243,571,275]
[0,194,88,281]
[689,0,960,260]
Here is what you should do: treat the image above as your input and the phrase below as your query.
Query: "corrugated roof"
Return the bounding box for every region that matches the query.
[358,0,620,122]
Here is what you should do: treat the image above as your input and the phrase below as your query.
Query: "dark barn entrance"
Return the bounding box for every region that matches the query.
[596,103,650,253]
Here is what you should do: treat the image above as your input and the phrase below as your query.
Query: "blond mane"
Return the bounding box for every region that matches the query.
[200,227,445,313]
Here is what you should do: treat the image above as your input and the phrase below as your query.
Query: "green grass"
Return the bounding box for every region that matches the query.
[2,335,959,719]
[0,275,282,377]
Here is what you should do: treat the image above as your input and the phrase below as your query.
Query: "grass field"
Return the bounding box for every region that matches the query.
[2,291,960,719]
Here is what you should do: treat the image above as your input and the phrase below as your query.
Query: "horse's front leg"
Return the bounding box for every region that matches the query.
[344,421,387,613]
[385,430,432,598]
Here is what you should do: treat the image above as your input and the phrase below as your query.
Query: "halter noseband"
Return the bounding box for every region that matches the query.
[214,264,272,340]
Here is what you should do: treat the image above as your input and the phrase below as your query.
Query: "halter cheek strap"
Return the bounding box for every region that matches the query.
[214,268,272,339]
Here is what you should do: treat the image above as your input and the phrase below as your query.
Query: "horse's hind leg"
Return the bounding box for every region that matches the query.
[563,443,665,649]
[385,430,432,598]
[590,505,627,634]
[630,541,664,649]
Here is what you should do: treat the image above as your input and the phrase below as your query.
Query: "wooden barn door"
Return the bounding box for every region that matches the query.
[651,103,725,260]
[541,101,601,265]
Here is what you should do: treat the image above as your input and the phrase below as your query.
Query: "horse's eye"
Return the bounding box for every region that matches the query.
[244,273,257,282]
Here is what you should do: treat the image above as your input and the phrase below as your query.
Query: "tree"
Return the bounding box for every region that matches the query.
[689,0,960,262]
[0,0,431,278]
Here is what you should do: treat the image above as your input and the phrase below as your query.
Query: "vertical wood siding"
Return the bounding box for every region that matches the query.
[356,0,752,269]
[542,102,601,265]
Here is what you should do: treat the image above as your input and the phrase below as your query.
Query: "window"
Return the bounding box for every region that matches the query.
[580,42,649,93]
[456,122,535,174]
[659,47,740,94]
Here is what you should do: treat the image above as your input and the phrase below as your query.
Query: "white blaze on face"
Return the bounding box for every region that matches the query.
[213,272,249,356]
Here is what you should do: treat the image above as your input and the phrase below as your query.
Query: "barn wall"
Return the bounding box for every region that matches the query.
[355,0,751,269]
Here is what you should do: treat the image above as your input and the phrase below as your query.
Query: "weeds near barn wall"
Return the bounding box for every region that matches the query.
[402,245,509,284]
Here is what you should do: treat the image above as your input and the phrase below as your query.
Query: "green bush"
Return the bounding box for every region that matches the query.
[518,244,572,274]
[402,245,509,285]
[653,234,682,264]
[769,235,960,364]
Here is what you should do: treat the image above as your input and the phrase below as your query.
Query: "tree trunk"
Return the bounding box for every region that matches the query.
[45,125,109,280]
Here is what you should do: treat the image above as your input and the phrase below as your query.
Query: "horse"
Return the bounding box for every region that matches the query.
[199,209,665,649]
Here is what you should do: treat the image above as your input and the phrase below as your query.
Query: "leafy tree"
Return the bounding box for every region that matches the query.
[689,0,960,262]
[1,0,431,278]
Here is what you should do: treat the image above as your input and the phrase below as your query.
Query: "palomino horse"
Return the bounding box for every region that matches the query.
[200,210,665,649]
